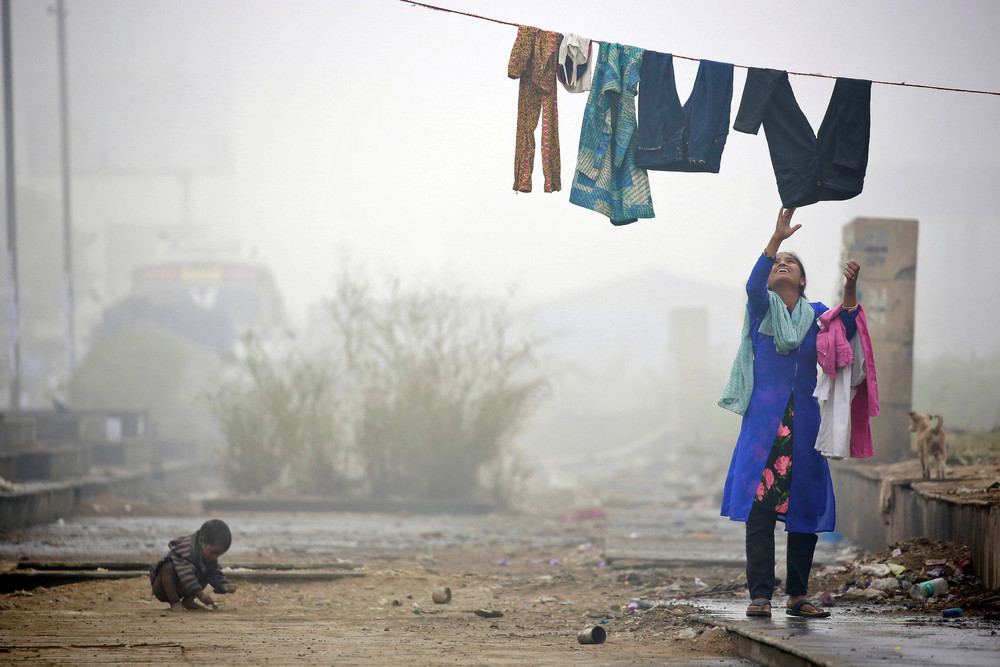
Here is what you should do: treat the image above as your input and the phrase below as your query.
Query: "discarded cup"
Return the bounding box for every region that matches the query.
[910,577,949,601]
[577,626,607,645]
[432,587,451,604]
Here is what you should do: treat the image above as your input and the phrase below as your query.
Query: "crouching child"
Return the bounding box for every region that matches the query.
[149,518,236,611]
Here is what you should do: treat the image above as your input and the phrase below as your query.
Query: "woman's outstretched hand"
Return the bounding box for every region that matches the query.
[773,207,800,242]
[765,206,799,258]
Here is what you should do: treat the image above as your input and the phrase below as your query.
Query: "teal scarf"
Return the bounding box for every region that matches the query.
[718,291,815,415]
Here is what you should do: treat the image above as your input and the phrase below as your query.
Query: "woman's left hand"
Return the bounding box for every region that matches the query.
[842,259,860,308]
[843,259,860,286]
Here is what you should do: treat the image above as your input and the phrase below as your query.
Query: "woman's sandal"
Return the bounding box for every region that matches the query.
[785,599,831,618]
[746,599,772,617]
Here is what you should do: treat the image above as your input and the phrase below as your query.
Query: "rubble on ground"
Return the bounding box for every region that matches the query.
[810,536,1000,618]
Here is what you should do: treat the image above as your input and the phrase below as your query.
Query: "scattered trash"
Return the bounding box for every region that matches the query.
[886,563,906,576]
[577,625,607,644]
[624,601,640,613]
[910,577,949,601]
[891,548,902,557]
[431,587,451,604]
[675,628,698,640]
[869,577,901,592]
[844,587,885,601]
[818,591,835,606]
[693,578,706,587]
[577,542,594,552]
[559,508,606,522]
[549,558,561,567]
[474,609,503,618]
[924,559,947,566]
[859,563,891,577]
[687,530,716,541]
[497,558,510,567]
[818,531,843,545]
[942,607,963,618]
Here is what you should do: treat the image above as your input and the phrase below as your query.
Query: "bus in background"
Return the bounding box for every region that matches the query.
[96,258,287,357]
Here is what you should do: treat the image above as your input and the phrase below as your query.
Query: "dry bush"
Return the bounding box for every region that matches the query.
[327,272,548,502]
[210,337,349,495]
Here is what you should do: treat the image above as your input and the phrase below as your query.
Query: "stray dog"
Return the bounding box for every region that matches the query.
[908,411,947,479]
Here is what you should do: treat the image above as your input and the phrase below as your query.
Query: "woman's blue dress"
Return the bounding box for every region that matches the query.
[720,253,836,534]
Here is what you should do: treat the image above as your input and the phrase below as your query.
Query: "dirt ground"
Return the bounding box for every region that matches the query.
[0,495,743,665]
[3,487,999,664]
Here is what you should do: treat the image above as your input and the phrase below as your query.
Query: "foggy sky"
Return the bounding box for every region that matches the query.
[7,0,1000,361]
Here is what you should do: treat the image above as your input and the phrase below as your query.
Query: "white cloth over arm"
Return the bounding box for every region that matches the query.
[814,333,866,459]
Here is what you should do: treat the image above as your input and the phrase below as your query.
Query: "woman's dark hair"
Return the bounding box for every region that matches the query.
[199,519,232,549]
[781,251,807,298]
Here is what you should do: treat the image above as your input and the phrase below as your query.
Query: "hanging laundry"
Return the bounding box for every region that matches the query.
[635,52,733,173]
[508,25,561,193]
[569,42,653,225]
[734,68,872,207]
[556,33,596,93]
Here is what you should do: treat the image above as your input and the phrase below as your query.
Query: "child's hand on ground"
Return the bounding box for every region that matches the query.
[219,583,237,594]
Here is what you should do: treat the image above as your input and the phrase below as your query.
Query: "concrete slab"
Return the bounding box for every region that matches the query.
[693,597,999,667]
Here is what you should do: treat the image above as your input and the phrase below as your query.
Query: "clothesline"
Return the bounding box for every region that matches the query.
[402,0,1000,97]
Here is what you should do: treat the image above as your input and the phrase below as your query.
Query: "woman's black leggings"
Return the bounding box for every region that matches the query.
[745,503,819,600]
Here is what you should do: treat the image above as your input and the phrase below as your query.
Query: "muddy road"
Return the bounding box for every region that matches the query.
[1,492,750,665]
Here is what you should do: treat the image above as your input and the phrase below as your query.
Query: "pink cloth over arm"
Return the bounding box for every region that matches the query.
[816,305,879,458]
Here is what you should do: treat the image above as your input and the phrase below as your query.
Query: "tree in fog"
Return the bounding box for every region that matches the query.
[210,268,547,504]
[326,270,547,502]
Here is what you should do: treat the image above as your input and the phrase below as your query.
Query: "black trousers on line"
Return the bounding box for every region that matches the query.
[745,503,819,600]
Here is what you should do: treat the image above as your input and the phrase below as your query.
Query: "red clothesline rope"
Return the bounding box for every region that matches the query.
[402,0,1000,97]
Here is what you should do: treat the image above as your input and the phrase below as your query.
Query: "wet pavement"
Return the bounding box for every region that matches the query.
[691,597,1000,667]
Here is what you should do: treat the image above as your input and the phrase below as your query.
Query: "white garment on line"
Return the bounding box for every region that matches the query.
[557,34,596,93]
[814,333,866,460]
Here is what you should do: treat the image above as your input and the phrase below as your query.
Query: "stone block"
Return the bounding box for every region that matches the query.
[869,402,914,464]
[857,279,916,343]
[841,217,918,282]
[869,340,914,402]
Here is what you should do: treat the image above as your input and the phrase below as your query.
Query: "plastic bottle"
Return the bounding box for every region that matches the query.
[910,577,949,600]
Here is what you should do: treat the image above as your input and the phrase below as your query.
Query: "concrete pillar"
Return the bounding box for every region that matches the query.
[839,217,918,463]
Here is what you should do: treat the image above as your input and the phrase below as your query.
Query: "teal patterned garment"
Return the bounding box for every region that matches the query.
[569,42,654,225]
